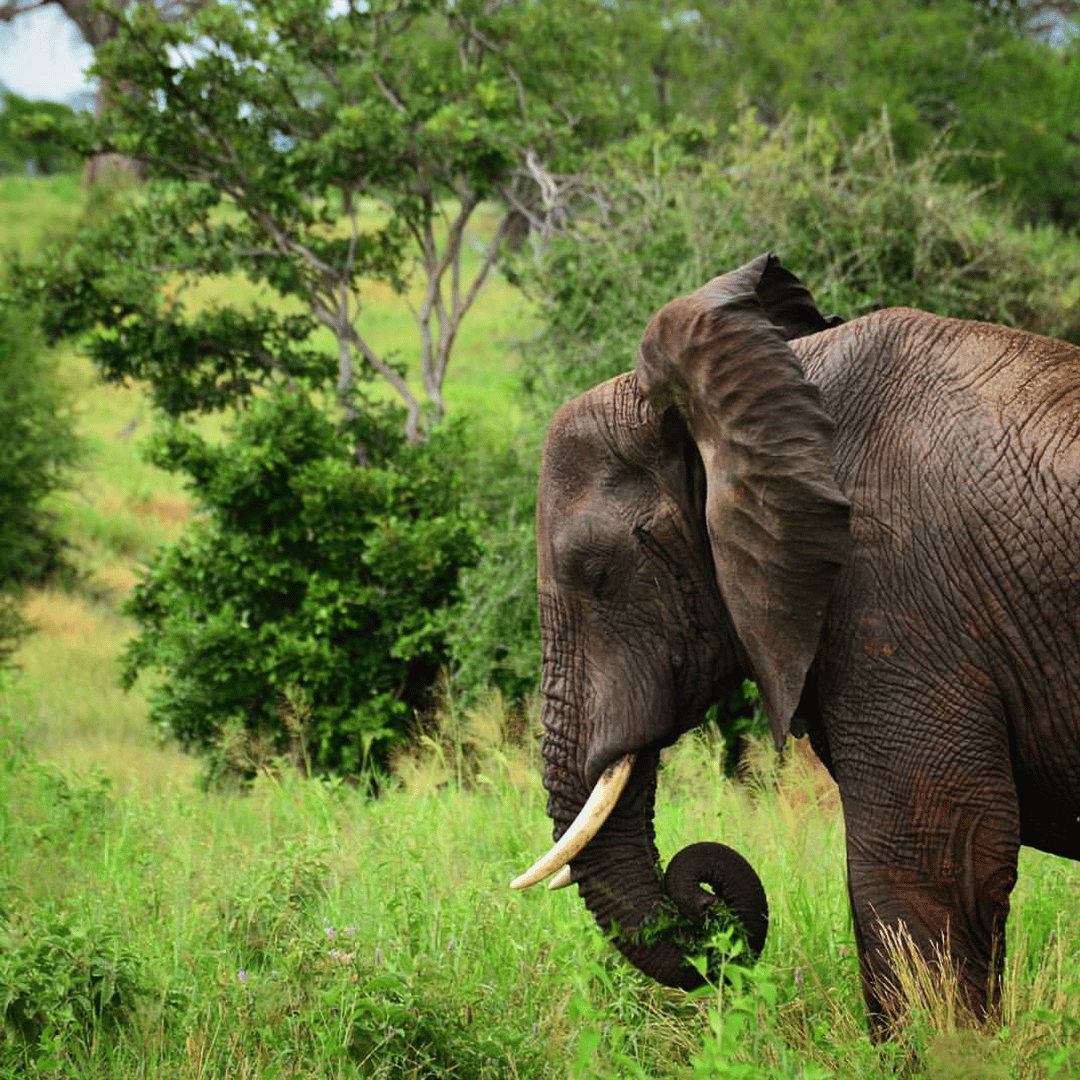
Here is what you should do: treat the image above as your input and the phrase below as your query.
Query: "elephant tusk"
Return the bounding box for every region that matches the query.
[510,753,636,890]
[548,866,573,890]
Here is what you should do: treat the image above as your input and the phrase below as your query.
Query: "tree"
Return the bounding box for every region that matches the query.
[60,0,620,439]
[0,93,83,174]
[120,396,481,779]
[600,0,1080,227]
[3,0,625,776]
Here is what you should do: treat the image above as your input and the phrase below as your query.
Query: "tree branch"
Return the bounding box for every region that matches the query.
[0,0,51,23]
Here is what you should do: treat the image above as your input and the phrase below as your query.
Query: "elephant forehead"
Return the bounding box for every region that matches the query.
[543,375,670,481]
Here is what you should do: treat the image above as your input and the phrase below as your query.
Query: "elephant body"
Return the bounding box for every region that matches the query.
[520,254,1080,1030]
[799,309,1080,1018]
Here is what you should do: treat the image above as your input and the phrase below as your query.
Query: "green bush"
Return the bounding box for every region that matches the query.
[448,514,540,706]
[0,93,83,177]
[524,112,1080,412]
[121,390,481,780]
[0,305,81,664]
[444,434,543,706]
[0,905,145,1059]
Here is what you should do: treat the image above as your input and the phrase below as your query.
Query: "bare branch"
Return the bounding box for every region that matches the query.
[372,71,407,113]
[0,0,51,23]
[495,153,608,261]
[311,296,423,442]
[413,189,481,414]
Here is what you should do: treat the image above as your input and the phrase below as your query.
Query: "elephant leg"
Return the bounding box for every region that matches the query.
[842,764,1020,1036]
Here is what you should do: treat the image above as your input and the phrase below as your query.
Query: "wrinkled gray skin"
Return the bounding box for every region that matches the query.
[536,253,1080,1033]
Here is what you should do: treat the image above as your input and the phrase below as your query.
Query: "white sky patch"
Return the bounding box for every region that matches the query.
[0,6,94,106]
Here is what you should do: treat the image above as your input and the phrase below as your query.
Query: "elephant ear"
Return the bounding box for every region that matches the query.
[636,253,851,749]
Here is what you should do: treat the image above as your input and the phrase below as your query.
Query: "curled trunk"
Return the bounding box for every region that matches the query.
[547,750,768,988]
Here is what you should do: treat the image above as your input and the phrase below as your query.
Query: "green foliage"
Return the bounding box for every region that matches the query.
[0,93,83,177]
[0,667,31,774]
[525,112,1080,412]
[3,675,1080,1077]
[448,513,540,704]
[708,680,770,778]
[606,0,1080,227]
[37,0,626,437]
[0,307,81,587]
[444,435,542,704]
[0,305,81,664]
[121,390,481,778]
[4,181,340,414]
[685,962,832,1080]
[0,905,145,1058]
[220,841,330,970]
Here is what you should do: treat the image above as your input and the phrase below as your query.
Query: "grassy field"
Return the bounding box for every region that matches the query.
[2,176,1080,1078]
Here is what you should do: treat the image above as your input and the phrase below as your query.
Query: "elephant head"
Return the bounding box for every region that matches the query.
[513,254,851,988]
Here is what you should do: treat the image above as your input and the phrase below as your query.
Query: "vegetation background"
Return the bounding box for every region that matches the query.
[2,1,1080,1076]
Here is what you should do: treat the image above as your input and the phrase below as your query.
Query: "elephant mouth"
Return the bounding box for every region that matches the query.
[511,749,770,988]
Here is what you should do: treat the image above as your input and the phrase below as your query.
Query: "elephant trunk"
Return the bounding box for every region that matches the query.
[540,745,768,989]
[548,748,707,989]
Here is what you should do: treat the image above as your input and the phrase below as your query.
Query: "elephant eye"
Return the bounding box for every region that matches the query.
[580,555,613,599]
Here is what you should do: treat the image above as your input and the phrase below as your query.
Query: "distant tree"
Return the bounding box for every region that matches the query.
[524,111,1080,413]
[4,0,625,777]
[45,0,620,438]
[0,93,82,174]
[604,0,1080,226]
[0,0,116,49]
[0,0,203,182]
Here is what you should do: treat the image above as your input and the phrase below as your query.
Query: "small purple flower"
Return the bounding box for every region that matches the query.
[345,926,356,937]
[375,947,383,967]
[794,966,803,986]
[237,969,249,985]
[325,926,336,940]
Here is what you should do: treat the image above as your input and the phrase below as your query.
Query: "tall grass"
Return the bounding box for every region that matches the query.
[2,696,1079,1078]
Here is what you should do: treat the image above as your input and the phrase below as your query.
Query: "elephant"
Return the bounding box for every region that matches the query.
[511,253,1080,1032]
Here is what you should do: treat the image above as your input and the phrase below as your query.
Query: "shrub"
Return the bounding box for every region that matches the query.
[444,434,543,706]
[447,514,540,706]
[0,905,145,1058]
[121,390,481,780]
[524,112,1080,413]
[0,305,81,664]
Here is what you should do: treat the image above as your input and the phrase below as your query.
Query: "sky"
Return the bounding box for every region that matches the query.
[0,6,95,107]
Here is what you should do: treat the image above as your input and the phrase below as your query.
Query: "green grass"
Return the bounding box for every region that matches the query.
[0,174,87,255]
[2,702,1079,1078]
[2,175,1080,1078]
